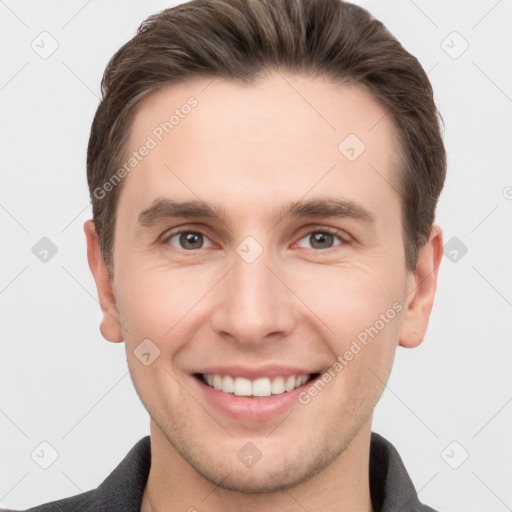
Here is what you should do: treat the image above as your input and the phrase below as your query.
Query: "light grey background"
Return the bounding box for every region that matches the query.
[1,1,511,510]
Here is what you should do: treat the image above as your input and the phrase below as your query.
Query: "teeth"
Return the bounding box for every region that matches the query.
[252,378,271,397]
[284,376,295,392]
[271,376,285,394]
[202,373,310,396]
[234,377,252,396]
[222,375,234,393]
[213,374,222,390]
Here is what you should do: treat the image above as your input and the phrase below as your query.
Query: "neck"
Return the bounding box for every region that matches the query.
[141,419,374,512]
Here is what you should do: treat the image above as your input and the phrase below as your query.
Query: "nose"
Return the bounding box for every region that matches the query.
[210,245,296,346]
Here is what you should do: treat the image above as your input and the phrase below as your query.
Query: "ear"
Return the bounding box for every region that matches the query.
[399,225,443,348]
[84,219,124,343]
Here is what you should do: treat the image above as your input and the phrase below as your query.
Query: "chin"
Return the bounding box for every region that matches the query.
[166,427,348,495]
[188,456,326,494]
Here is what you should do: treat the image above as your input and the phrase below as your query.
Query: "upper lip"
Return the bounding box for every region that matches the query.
[192,365,320,380]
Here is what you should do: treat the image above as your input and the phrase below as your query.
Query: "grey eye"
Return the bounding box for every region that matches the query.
[297,232,341,250]
[167,232,212,250]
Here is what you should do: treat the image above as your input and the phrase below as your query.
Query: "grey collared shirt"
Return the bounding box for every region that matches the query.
[2,433,439,511]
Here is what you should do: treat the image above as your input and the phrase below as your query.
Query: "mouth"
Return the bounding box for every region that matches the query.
[194,372,320,398]
[190,365,324,421]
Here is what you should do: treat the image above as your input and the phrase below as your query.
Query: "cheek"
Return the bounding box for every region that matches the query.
[115,263,215,344]
[288,262,405,395]
[114,266,206,407]
[288,262,404,345]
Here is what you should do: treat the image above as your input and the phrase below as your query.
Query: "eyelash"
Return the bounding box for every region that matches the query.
[161,225,349,254]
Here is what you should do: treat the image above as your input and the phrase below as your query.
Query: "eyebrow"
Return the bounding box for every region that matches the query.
[138,199,227,227]
[279,197,374,224]
[137,197,374,227]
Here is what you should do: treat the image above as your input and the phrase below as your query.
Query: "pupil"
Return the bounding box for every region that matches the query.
[181,233,202,250]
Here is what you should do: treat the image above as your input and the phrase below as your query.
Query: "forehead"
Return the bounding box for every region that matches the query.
[119,72,401,222]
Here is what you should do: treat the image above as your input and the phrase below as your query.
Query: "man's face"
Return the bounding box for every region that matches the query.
[101,72,417,491]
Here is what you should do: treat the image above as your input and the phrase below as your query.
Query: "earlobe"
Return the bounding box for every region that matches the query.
[399,225,443,348]
[84,219,124,343]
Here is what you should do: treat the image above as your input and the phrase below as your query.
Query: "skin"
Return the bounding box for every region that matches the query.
[84,71,443,512]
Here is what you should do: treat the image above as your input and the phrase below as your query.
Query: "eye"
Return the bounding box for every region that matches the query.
[165,230,214,251]
[296,229,345,250]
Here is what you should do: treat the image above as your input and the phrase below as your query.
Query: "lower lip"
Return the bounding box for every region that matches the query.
[192,375,316,422]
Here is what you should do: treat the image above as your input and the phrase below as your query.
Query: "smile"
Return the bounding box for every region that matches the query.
[198,373,319,397]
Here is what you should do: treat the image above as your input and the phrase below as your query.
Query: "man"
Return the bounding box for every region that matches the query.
[7,0,446,510]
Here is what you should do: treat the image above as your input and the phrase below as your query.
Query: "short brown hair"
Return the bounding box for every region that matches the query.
[87,0,446,273]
